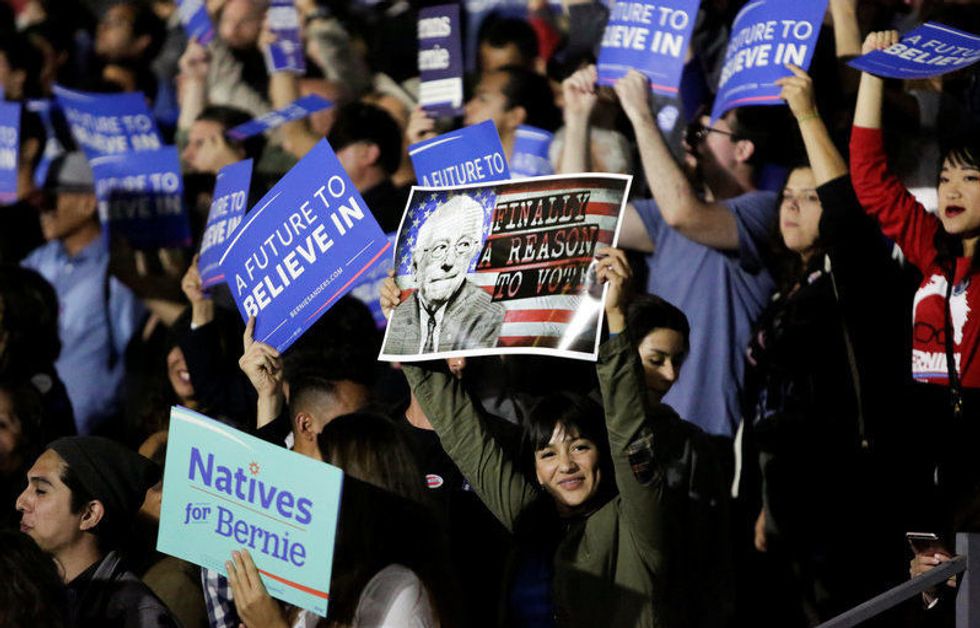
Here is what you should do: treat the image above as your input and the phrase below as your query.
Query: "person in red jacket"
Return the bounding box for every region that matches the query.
[851,29,980,610]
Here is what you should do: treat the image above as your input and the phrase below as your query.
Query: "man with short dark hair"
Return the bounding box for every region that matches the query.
[328,102,408,232]
[15,436,177,626]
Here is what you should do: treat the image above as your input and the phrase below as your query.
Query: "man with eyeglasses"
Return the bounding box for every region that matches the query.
[561,66,783,480]
[384,195,504,355]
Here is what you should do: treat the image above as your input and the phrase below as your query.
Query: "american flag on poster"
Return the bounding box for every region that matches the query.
[380,174,632,362]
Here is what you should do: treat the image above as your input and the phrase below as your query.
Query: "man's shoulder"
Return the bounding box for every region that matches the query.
[21,240,60,271]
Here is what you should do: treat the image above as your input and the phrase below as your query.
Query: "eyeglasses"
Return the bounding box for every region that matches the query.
[424,237,477,261]
[684,122,738,147]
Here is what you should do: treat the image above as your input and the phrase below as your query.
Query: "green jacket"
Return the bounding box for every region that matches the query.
[404,332,673,627]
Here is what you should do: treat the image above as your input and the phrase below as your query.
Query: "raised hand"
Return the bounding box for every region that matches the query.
[380,270,402,319]
[775,64,818,122]
[179,38,210,82]
[562,64,599,122]
[407,106,438,145]
[862,30,899,56]
[239,317,283,400]
[613,70,653,124]
[595,247,632,334]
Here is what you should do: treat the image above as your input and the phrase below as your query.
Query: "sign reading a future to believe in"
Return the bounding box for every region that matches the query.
[848,22,980,79]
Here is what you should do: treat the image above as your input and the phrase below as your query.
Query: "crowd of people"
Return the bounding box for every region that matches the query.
[0,0,978,626]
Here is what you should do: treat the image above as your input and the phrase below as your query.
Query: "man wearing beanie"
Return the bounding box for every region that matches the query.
[15,436,178,626]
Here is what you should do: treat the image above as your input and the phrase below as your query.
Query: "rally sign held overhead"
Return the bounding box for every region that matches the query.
[848,22,980,79]
[711,0,828,120]
[0,102,20,204]
[265,0,305,74]
[418,4,464,116]
[199,159,253,288]
[219,139,390,352]
[53,85,163,158]
[510,125,555,179]
[91,146,192,250]
[596,0,701,95]
[158,406,343,617]
[176,0,214,44]
[226,95,332,141]
[379,174,632,363]
[409,120,511,187]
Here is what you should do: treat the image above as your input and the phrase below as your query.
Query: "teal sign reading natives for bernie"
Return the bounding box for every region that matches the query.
[158,406,343,617]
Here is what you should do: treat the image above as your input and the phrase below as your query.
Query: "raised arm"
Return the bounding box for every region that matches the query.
[264,15,318,159]
[238,317,284,429]
[177,39,210,135]
[557,64,597,175]
[594,250,666,563]
[850,31,939,270]
[614,70,739,251]
[381,276,537,531]
[776,65,846,185]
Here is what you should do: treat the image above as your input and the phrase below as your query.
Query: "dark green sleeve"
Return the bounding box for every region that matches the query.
[596,333,667,567]
[403,364,537,532]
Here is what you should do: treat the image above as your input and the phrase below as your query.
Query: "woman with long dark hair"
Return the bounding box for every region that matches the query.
[741,64,912,624]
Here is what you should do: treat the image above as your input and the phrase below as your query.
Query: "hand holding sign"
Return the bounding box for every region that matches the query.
[596,247,631,335]
[407,106,438,145]
[614,70,654,125]
[774,64,817,121]
[862,30,900,56]
[226,549,289,628]
[562,65,599,121]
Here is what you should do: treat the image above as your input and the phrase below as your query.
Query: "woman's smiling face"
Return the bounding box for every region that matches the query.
[534,423,601,516]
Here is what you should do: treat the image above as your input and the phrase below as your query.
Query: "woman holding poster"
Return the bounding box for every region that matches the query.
[386,249,680,626]
[742,63,912,621]
[852,30,980,604]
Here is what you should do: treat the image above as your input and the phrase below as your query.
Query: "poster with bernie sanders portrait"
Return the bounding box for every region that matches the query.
[379,174,632,362]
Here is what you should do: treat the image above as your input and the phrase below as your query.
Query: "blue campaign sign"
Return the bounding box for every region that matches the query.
[226,95,333,141]
[26,99,67,189]
[349,232,397,329]
[91,147,192,250]
[219,139,391,352]
[711,0,828,121]
[596,0,701,95]
[848,22,980,79]
[0,103,20,204]
[200,159,253,288]
[158,406,343,617]
[510,125,554,178]
[409,120,511,187]
[265,0,305,74]
[176,0,215,44]
[53,85,162,158]
[418,4,464,116]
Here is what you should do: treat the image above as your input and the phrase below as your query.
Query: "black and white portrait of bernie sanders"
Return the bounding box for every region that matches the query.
[384,195,504,354]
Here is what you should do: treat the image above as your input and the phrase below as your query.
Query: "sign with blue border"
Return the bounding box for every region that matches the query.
[158,405,343,617]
